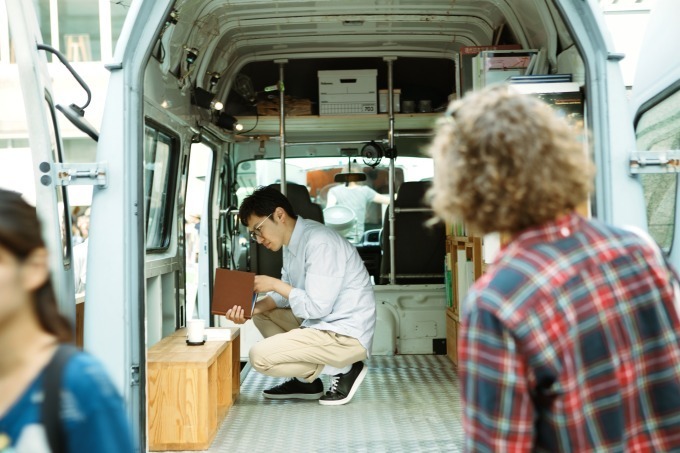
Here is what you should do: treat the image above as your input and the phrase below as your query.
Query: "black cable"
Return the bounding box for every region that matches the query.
[239,109,260,134]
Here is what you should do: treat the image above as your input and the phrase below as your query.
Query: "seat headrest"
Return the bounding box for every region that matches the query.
[268,183,311,201]
[395,181,431,208]
[286,183,312,201]
[267,182,324,224]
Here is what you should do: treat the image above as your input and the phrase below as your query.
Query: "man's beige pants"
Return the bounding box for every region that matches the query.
[250,308,367,382]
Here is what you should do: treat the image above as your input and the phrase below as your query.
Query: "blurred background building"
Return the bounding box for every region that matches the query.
[600,0,656,87]
[0,0,129,205]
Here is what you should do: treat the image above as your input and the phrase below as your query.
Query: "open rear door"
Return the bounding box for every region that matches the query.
[5,0,75,320]
[628,0,680,269]
[83,1,174,451]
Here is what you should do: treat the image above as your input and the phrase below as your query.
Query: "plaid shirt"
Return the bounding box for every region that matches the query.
[460,213,680,452]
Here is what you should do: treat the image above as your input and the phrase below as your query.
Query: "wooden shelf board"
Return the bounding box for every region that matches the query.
[235,112,439,137]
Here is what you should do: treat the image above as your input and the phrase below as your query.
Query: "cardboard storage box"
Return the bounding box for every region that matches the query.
[318,69,377,115]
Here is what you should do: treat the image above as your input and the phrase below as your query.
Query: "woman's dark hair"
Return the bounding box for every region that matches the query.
[0,189,72,342]
[238,186,298,226]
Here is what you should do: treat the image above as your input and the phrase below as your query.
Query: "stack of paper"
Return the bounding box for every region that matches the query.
[205,328,233,342]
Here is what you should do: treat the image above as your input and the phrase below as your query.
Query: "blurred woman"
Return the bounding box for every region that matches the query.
[0,189,133,452]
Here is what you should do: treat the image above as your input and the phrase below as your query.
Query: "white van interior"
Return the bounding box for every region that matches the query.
[8,0,680,451]
[135,2,602,449]
[139,0,594,346]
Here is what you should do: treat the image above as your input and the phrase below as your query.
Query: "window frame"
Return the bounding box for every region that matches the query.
[144,119,180,252]
[633,85,680,253]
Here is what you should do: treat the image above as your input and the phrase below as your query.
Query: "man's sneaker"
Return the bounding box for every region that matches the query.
[262,378,324,400]
[319,361,367,406]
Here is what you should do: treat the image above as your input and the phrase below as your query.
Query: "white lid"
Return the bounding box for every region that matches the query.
[318,69,378,77]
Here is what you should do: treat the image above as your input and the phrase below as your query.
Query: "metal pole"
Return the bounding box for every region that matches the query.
[286,139,385,147]
[276,59,288,195]
[384,56,397,284]
[454,53,461,104]
[392,132,433,138]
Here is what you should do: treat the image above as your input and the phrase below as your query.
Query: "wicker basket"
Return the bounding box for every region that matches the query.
[257,96,313,116]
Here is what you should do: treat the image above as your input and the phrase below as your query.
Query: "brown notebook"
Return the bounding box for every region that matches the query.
[211,268,257,318]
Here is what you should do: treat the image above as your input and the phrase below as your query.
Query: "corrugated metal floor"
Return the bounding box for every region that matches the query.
[172,355,464,453]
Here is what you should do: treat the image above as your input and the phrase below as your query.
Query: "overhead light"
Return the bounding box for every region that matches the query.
[185,47,199,65]
[216,112,243,132]
[233,74,257,105]
[192,86,225,112]
[167,9,179,25]
[208,72,221,89]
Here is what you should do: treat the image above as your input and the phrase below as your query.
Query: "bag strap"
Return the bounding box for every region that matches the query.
[42,344,78,453]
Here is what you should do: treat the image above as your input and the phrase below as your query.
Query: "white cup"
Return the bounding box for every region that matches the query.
[187,319,205,343]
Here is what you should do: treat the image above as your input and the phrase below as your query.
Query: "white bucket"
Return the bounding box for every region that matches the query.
[323,205,357,236]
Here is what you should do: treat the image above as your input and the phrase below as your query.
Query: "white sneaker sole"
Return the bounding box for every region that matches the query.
[262,391,323,400]
[318,365,368,406]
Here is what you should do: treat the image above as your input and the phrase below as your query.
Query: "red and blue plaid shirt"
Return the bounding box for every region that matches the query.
[460,213,680,452]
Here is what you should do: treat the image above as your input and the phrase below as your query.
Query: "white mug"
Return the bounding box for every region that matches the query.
[187,319,205,343]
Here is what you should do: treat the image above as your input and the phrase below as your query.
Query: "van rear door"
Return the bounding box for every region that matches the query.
[85,2,174,450]
[628,0,680,268]
[5,0,75,321]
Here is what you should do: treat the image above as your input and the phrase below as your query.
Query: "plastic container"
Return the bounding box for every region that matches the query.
[378,89,401,113]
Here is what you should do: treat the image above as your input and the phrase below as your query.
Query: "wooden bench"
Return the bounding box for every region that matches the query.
[147,327,240,451]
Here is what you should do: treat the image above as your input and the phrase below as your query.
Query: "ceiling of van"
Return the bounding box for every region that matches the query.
[152,0,573,152]
[163,0,567,94]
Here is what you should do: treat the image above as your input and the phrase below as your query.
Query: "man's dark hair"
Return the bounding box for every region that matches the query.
[239,186,298,226]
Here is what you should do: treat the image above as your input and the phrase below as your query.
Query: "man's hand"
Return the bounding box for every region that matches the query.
[225,306,248,324]
[254,275,293,299]
[254,275,279,293]
[225,296,277,324]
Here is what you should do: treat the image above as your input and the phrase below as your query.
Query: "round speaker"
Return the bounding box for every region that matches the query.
[361,141,384,167]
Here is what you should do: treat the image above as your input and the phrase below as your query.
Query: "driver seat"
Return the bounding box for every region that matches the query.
[378,181,445,284]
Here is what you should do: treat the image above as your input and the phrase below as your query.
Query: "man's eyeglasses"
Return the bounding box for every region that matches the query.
[249,213,273,241]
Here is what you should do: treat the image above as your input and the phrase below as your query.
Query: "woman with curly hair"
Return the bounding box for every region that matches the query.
[428,84,680,452]
[0,189,134,452]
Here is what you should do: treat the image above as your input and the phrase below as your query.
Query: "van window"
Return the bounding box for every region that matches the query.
[635,88,680,251]
[236,156,432,201]
[235,156,433,242]
[184,142,214,318]
[144,124,179,250]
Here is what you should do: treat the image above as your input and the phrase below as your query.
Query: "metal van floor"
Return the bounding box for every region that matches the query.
[164,354,464,452]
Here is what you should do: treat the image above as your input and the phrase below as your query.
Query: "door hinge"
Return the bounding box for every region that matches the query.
[51,162,108,188]
[130,364,140,386]
[629,151,680,174]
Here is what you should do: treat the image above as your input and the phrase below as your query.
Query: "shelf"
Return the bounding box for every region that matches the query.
[446,235,483,311]
[235,113,440,139]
